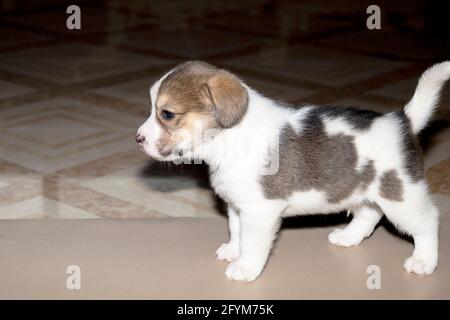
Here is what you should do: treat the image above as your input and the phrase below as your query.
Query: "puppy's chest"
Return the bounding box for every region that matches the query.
[209,166,260,206]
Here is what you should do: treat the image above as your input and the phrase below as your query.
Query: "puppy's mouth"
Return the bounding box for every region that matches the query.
[144,145,186,162]
[160,146,185,158]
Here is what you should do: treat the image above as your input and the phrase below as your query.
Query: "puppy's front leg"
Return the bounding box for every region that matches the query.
[216,206,240,262]
[225,205,281,282]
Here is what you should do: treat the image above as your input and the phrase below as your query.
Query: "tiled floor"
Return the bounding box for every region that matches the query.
[222,45,408,86]
[0,0,449,221]
[0,43,170,85]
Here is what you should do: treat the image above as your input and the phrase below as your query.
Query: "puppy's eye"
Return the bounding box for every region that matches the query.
[161,110,175,120]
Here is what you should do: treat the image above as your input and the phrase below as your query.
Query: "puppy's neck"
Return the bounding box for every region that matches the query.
[199,89,291,169]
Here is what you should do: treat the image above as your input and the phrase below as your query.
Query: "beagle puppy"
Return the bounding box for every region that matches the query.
[137,61,449,281]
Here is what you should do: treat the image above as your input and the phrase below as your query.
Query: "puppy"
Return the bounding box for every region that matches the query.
[137,61,449,282]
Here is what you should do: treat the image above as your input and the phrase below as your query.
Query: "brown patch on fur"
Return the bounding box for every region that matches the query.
[158,61,248,129]
[262,110,376,203]
[201,71,248,128]
[379,170,404,201]
[157,112,213,157]
[156,94,169,109]
[154,61,248,155]
[158,61,217,116]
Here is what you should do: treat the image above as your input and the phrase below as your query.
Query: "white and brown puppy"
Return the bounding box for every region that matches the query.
[137,61,449,282]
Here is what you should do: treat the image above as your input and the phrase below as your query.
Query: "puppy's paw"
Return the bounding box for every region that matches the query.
[215,243,239,262]
[225,260,261,282]
[328,228,363,247]
[404,255,437,275]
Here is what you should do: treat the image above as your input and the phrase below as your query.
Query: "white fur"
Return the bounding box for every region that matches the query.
[138,63,447,282]
[405,61,450,133]
[137,68,175,160]
[216,206,240,262]
[328,205,383,247]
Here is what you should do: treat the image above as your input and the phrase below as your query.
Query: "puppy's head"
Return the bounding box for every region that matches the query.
[136,61,249,161]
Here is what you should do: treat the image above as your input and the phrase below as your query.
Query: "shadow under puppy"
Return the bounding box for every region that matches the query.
[136,61,449,282]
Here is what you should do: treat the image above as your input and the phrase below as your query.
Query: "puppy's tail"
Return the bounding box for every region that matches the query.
[404,61,450,134]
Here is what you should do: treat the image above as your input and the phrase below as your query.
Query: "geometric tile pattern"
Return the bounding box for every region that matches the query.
[93,76,159,105]
[370,76,450,110]
[0,1,449,219]
[0,180,8,189]
[0,44,171,85]
[0,80,35,100]
[423,128,450,169]
[2,8,155,37]
[203,7,356,41]
[0,196,99,219]
[81,164,218,218]
[223,45,408,87]
[432,193,450,216]
[111,28,261,59]
[0,26,51,53]
[369,77,420,101]
[428,158,450,196]
[315,31,450,62]
[0,159,42,208]
[0,98,142,173]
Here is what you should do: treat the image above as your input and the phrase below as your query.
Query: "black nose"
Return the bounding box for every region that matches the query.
[135,134,145,144]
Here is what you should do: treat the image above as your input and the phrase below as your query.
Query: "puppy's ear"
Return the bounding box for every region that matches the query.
[201,70,248,128]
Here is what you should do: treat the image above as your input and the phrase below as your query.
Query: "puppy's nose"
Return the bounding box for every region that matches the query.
[135,134,145,145]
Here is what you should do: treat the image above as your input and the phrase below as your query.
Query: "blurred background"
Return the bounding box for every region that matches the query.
[0,0,449,219]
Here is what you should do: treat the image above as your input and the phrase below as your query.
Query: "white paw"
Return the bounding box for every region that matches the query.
[215,243,240,262]
[328,228,363,247]
[225,260,261,282]
[404,255,437,275]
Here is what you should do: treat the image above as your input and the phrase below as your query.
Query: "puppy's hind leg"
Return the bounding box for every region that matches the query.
[328,204,383,247]
[377,183,439,275]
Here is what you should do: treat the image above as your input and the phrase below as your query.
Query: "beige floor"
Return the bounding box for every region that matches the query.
[0,217,449,299]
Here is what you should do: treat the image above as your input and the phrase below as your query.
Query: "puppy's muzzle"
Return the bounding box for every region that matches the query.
[135,134,145,146]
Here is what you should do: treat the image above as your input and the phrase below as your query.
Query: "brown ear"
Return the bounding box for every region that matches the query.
[201,70,248,128]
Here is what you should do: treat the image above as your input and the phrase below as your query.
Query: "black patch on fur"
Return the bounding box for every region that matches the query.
[309,105,382,130]
[394,111,424,182]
